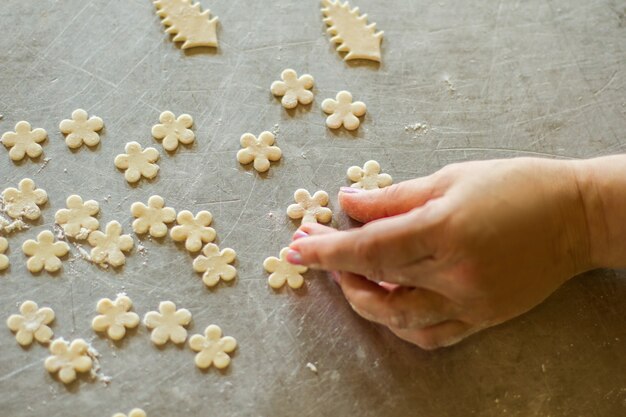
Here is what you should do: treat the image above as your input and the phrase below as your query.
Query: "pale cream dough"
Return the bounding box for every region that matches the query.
[0,237,8,271]
[54,195,100,239]
[112,409,147,417]
[1,121,47,161]
[1,178,48,220]
[87,221,134,267]
[154,0,219,49]
[131,195,176,238]
[264,247,308,289]
[189,324,237,369]
[347,160,393,190]
[6,300,54,346]
[236,131,282,173]
[22,230,70,273]
[151,111,195,151]
[170,210,215,252]
[270,69,315,109]
[143,301,192,345]
[192,243,236,287]
[59,109,104,149]
[44,338,93,384]
[114,142,160,183]
[92,295,140,341]
[287,189,333,224]
[321,90,366,130]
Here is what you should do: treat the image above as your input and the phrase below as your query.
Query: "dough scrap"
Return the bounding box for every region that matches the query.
[151,111,195,151]
[59,109,104,149]
[321,0,383,62]
[54,195,100,239]
[112,409,147,417]
[6,300,54,346]
[264,247,308,289]
[154,0,219,49]
[321,90,366,130]
[114,142,160,183]
[88,221,134,267]
[347,160,392,190]
[189,324,237,369]
[1,178,48,220]
[287,189,332,224]
[192,243,237,287]
[270,69,315,109]
[170,210,215,252]
[22,230,70,273]
[143,301,192,345]
[236,131,282,173]
[44,338,93,384]
[92,295,140,341]
[0,237,8,271]
[131,195,176,238]
[1,121,47,161]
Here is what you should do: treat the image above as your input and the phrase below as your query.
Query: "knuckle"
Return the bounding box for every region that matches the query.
[353,234,383,270]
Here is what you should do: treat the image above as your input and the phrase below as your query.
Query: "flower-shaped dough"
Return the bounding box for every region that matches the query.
[236,131,282,173]
[170,210,215,252]
[2,178,48,220]
[22,230,70,273]
[87,221,134,267]
[192,243,237,287]
[151,111,195,151]
[59,109,104,149]
[92,295,140,341]
[347,160,393,190]
[321,90,367,130]
[131,195,176,238]
[6,300,54,346]
[287,189,333,224]
[44,338,93,384]
[112,409,147,417]
[143,301,192,345]
[1,121,47,161]
[189,324,237,369]
[270,69,315,109]
[114,141,160,183]
[54,195,100,239]
[0,237,8,271]
[264,247,308,289]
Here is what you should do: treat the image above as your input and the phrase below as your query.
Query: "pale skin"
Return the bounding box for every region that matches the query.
[287,156,626,350]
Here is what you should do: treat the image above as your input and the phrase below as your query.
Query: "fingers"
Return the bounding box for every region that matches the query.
[388,320,475,350]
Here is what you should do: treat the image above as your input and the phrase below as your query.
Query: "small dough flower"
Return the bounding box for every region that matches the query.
[1,178,48,220]
[54,195,100,239]
[22,230,70,273]
[6,300,55,346]
[112,409,147,417]
[287,189,332,224]
[264,247,308,289]
[59,109,104,149]
[44,338,93,384]
[1,121,47,161]
[88,221,134,267]
[192,243,237,287]
[131,195,176,238]
[347,160,393,190]
[0,237,8,271]
[321,90,366,130]
[114,141,160,183]
[270,69,315,109]
[170,210,216,252]
[92,295,140,340]
[143,301,192,345]
[151,111,195,151]
[189,324,237,369]
[236,131,282,173]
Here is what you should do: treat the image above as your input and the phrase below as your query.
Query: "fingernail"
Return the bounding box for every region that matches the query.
[292,230,308,241]
[286,249,303,265]
[339,186,361,194]
[330,271,341,284]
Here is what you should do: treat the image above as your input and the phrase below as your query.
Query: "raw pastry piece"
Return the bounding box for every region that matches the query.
[236,131,282,173]
[0,237,8,271]
[347,160,392,190]
[54,195,100,239]
[59,109,104,149]
[6,300,54,346]
[112,409,147,417]
[270,69,315,109]
[189,324,237,369]
[143,301,192,345]
[287,189,332,224]
[1,178,48,220]
[151,111,195,151]
[264,247,308,289]
[154,0,219,49]
[88,221,134,267]
[44,338,93,384]
[1,121,47,161]
[170,210,215,252]
[131,195,176,238]
[22,230,70,273]
[114,142,160,183]
[92,295,140,341]
[321,91,366,130]
[321,0,384,62]
[192,243,236,287]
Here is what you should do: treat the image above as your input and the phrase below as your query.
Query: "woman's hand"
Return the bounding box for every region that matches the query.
[288,158,596,349]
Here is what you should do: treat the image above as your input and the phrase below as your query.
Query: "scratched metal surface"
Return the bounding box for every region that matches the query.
[0,0,625,416]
